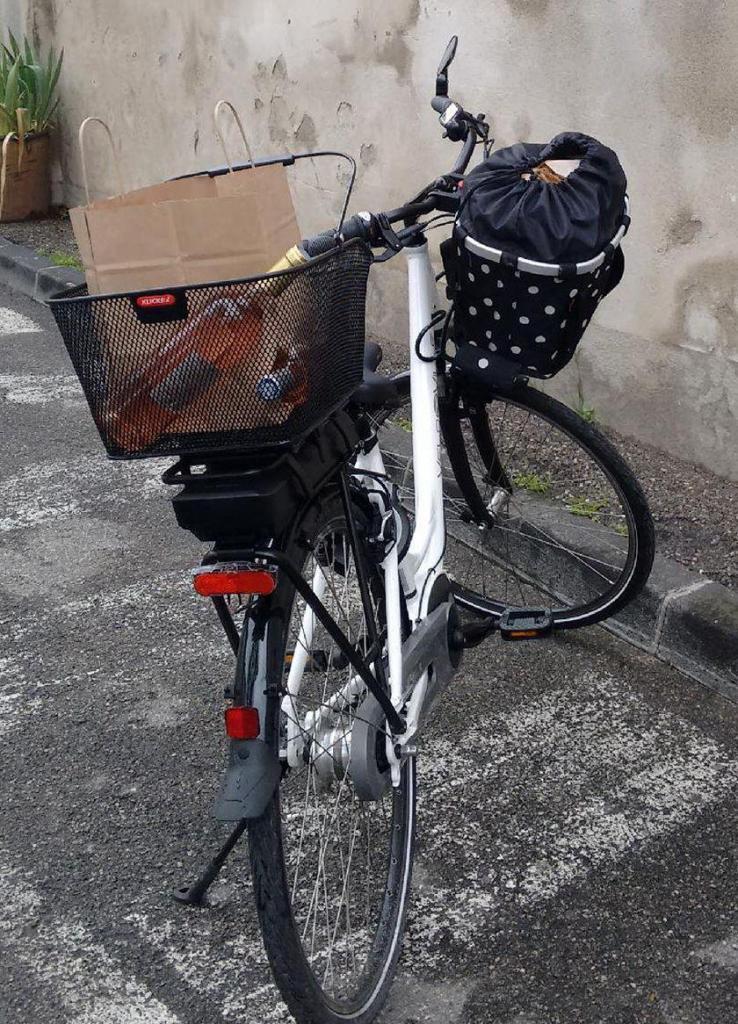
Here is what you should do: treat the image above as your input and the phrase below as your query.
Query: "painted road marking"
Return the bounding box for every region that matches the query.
[1,570,193,647]
[0,373,82,405]
[0,855,182,1023]
[0,454,170,533]
[114,673,738,1019]
[0,647,229,743]
[0,453,82,531]
[124,913,283,1023]
[411,674,738,963]
[0,628,230,742]
[0,654,42,739]
[0,569,232,741]
[697,930,738,970]
[0,307,42,334]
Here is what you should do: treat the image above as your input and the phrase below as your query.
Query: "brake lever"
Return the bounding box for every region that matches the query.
[375,213,403,252]
[372,220,425,263]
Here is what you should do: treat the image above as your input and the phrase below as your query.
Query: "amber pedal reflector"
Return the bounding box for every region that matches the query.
[225,706,260,740]
[193,568,277,597]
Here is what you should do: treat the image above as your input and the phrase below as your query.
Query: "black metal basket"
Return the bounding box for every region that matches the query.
[49,240,372,459]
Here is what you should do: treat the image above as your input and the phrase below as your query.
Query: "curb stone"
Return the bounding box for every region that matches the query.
[0,235,84,302]
[604,564,738,702]
[1,236,736,703]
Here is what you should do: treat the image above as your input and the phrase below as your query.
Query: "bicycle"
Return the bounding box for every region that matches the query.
[50,35,654,1024]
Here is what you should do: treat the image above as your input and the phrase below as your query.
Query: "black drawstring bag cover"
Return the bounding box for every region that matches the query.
[458,132,627,263]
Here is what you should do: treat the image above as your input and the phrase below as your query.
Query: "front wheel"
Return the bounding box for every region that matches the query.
[247,489,415,1024]
[440,383,656,628]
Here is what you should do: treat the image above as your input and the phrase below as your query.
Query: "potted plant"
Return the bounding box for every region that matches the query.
[0,31,63,221]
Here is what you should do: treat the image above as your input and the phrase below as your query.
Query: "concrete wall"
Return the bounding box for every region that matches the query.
[4,0,738,478]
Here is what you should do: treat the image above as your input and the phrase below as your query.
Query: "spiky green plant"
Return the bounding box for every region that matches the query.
[0,30,63,138]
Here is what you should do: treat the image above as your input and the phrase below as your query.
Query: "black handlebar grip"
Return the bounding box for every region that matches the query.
[340,213,372,242]
[432,95,453,115]
[452,130,478,176]
[299,229,338,259]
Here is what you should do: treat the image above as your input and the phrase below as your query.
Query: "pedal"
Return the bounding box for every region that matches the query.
[499,607,553,640]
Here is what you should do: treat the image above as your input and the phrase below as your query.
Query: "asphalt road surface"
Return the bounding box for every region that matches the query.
[1,286,737,1024]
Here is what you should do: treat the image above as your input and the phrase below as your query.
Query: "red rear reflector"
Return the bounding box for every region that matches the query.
[194,569,277,597]
[136,293,176,308]
[225,706,260,740]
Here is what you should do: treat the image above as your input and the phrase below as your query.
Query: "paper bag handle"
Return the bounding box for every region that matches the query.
[213,100,255,171]
[0,132,18,221]
[78,117,124,204]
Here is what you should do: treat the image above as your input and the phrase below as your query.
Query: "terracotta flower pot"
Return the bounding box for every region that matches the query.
[0,131,51,222]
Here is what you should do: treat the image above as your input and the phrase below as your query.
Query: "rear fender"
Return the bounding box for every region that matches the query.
[213,609,283,821]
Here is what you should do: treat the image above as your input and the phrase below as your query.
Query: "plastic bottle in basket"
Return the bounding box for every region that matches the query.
[108,246,309,453]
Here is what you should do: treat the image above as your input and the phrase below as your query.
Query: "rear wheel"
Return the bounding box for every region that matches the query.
[248,489,415,1024]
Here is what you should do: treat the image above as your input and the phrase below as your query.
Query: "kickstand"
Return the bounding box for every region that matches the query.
[172,818,247,907]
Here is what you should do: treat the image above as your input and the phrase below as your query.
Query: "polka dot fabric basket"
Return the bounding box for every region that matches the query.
[447,213,627,378]
[442,132,630,381]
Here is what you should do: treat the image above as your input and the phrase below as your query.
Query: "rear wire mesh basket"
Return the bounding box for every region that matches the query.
[49,239,372,459]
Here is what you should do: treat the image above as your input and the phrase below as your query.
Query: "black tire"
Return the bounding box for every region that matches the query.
[247,487,416,1024]
[439,383,655,627]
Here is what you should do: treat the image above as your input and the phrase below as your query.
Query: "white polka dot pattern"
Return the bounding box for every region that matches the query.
[451,243,621,378]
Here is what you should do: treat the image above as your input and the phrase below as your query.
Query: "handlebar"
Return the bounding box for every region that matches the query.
[300,121,479,259]
[300,37,488,259]
[452,127,478,175]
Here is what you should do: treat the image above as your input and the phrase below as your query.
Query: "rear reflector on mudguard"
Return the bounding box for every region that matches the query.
[193,566,277,597]
[225,706,260,740]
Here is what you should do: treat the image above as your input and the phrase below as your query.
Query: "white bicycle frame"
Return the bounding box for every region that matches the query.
[283,241,446,782]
